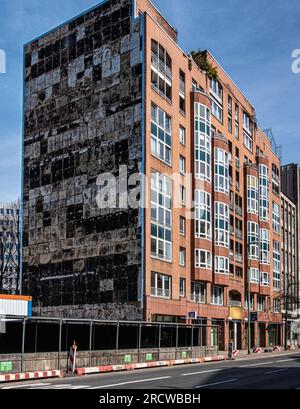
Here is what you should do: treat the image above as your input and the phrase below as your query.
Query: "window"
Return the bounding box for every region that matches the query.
[235,104,239,139]
[195,190,211,239]
[180,278,186,297]
[179,185,186,206]
[257,295,266,311]
[214,148,229,194]
[151,171,172,262]
[179,155,186,174]
[260,271,270,287]
[194,102,211,182]
[179,70,186,113]
[151,272,171,298]
[179,126,185,145]
[249,267,259,284]
[191,281,206,303]
[272,164,280,195]
[215,256,229,274]
[179,216,186,236]
[245,293,254,310]
[210,78,223,122]
[228,95,232,133]
[179,247,186,266]
[272,202,280,234]
[247,221,259,259]
[259,164,270,221]
[151,40,172,101]
[273,240,280,291]
[243,111,253,151]
[260,228,270,265]
[215,202,229,247]
[195,249,212,269]
[211,286,224,306]
[274,298,280,313]
[151,103,172,165]
[247,175,258,214]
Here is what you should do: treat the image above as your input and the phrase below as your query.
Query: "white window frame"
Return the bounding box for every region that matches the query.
[179,126,185,145]
[257,295,266,311]
[247,175,258,214]
[215,256,229,274]
[151,272,171,299]
[151,40,172,102]
[211,286,224,306]
[260,228,270,265]
[214,201,229,248]
[194,103,211,182]
[179,216,186,236]
[273,240,280,291]
[179,155,186,175]
[249,267,259,284]
[260,271,270,287]
[195,190,211,240]
[179,278,186,297]
[195,249,212,269]
[191,281,206,304]
[272,202,280,234]
[151,171,172,262]
[179,247,186,267]
[151,103,172,165]
[247,221,259,260]
[259,164,270,222]
[214,148,229,195]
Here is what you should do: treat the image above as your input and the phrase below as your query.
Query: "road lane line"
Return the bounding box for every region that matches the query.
[264,368,288,375]
[275,359,298,363]
[89,376,171,389]
[2,383,51,389]
[34,384,72,389]
[239,361,274,368]
[182,369,222,376]
[195,379,238,389]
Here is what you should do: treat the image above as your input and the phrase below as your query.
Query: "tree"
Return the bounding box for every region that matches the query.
[190,50,218,80]
[0,199,21,294]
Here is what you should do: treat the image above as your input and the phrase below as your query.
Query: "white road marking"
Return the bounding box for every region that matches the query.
[89,376,171,389]
[182,368,222,376]
[275,359,297,363]
[264,368,288,375]
[2,383,51,389]
[195,379,238,389]
[34,384,72,389]
[239,361,274,368]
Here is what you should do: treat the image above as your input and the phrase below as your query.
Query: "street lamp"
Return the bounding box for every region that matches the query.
[247,239,259,355]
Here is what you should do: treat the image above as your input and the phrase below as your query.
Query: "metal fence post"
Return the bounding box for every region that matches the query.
[34,320,38,353]
[158,324,161,361]
[58,319,62,370]
[21,318,26,373]
[191,325,194,351]
[116,322,120,365]
[89,320,93,367]
[138,323,142,363]
[176,324,179,350]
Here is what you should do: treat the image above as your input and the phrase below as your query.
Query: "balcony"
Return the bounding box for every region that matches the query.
[235,253,243,263]
[150,288,171,299]
[229,300,242,307]
[229,251,234,260]
[236,205,242,216]
[236,229,243,240]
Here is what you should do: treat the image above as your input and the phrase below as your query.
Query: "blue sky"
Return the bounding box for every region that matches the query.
[0,0,299,202]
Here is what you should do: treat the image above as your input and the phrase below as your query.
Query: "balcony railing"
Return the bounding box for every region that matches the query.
[236,229,243,240]
[235,253,243,263]
[230,226,234,235]
[229,251,234,260]
[151,288,170,299]
[179,79,185,95]
[236,205,242,216]
[229,300,242,307]
[229,202,234,211]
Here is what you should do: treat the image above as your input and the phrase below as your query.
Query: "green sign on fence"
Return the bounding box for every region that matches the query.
[0,362,13,372]
[181,351,187,359]
[124,355,131,363]
[146,353,153,361]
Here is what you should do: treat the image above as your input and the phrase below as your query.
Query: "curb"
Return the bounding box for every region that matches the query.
[76,355,226,376]
[0,370,64,383]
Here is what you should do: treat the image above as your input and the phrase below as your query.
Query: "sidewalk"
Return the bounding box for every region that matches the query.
[220,347,300,361]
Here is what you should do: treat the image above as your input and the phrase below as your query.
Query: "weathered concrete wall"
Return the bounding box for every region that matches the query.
[22,0,144,320]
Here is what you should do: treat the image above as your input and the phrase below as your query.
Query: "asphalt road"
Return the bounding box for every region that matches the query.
[1,352,300,389]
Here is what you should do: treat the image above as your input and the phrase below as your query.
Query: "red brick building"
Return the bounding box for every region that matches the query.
[137,0,282,350]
